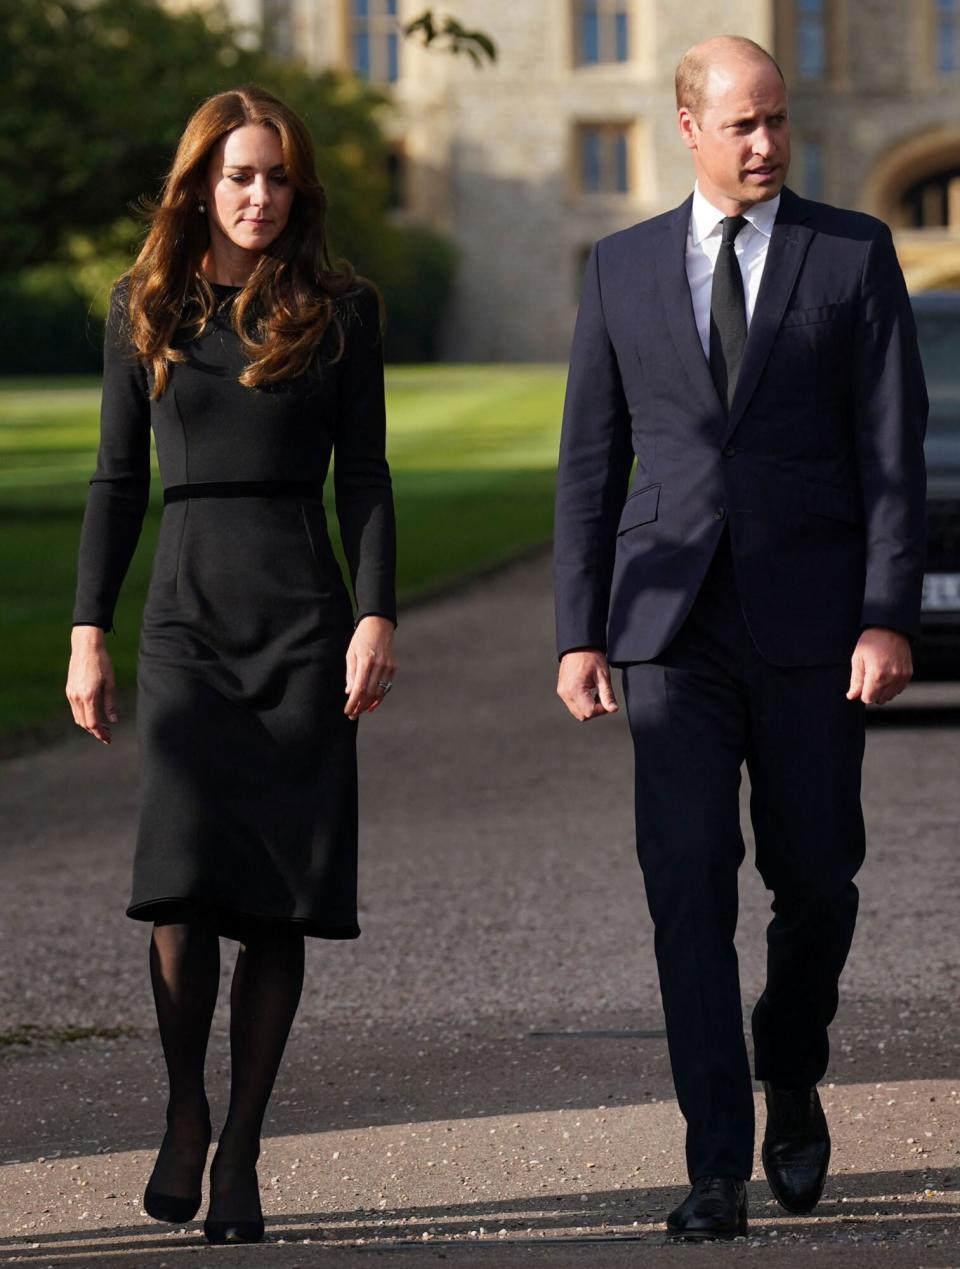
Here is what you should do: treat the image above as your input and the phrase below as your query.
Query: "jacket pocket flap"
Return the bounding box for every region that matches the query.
[781,303,842,328]
[617,482,661,534]
[802,480,862,524]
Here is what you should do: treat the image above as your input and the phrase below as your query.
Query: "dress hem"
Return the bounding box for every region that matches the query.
[126,897,361,942]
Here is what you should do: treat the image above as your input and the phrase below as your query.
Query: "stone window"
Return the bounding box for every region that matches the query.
[935,0,960,72]
[573,0,630,66]
[347,0,400,82]
[576,123,631,195]
[796,0,827,78]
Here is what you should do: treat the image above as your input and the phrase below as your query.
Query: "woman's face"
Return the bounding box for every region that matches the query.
[203,124,295,255]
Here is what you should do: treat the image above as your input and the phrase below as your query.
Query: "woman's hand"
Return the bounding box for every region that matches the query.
[344,616,396,720]
[66,626,118,745]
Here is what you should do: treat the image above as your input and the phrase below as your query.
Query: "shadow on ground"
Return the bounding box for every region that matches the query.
[1,1169,958,1262]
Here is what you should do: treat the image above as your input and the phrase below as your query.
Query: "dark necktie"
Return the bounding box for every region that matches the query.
[709,215,748,412]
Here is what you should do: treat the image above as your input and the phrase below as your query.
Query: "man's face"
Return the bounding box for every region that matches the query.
[678,58,790,212]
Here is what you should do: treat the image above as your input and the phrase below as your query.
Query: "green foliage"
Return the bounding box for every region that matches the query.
[0,0,262,273]
[0,0,458,361]
[404,9,497,66]
[381,226,459,362]
[0,268,100,375]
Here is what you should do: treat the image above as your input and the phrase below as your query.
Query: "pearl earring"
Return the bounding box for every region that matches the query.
[198,200,206,214]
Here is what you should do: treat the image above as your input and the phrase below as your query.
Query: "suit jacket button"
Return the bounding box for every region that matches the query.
[715,507,726,520]
[723,445,736,457]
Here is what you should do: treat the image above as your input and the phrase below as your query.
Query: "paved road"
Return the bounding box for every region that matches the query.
[2,550,959,1267]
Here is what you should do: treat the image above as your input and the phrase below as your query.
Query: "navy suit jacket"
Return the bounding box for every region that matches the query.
[554,187,928,667]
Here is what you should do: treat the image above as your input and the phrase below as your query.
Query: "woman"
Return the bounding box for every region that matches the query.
[66,85,396,1245]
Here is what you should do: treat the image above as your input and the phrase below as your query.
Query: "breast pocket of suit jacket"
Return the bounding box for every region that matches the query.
[767,301,852,397]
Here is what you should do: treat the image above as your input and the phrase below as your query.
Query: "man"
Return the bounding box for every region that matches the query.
[554,36,927,1241]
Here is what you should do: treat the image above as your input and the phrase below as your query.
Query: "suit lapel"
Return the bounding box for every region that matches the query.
[724,187,815,441]
[654,195,725,423]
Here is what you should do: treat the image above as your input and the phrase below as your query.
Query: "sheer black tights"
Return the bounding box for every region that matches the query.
[146,919,219,1204]
[210,926,305,1223]
[148,915,305,1221]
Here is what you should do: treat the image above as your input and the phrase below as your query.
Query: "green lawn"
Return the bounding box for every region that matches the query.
[0,366,565,745]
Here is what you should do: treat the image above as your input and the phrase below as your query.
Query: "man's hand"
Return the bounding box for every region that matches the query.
[847,628,913,706]
[557,649,619,721]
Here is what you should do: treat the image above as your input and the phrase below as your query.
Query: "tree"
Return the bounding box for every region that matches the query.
[0,0,400,276]
[2,0,237,270]
[0,0,487,365]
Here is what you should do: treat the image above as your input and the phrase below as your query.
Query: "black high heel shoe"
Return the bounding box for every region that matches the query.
[203,1155,264,1244]
[203,1213,265,1245]
[143,1116,212,1224]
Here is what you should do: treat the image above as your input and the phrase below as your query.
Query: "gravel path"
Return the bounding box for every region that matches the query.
[2,549,959,1266]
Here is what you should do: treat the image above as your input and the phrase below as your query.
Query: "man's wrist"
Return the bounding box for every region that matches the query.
[559,645,607,661]
[860,625,913,644]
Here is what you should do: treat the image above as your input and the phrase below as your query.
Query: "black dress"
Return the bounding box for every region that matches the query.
[73,280,396,940]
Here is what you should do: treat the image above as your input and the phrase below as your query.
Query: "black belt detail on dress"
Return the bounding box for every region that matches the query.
[163,480,322,504]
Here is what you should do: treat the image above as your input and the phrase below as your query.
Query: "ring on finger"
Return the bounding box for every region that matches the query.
[376,679,393,696]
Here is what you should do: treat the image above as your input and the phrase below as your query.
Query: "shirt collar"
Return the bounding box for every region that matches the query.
[689,183,781,246]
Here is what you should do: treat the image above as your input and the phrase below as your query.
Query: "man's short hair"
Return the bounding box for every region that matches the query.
[675,36,786,119]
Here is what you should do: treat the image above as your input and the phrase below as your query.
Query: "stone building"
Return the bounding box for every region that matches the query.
[190,0,960,359]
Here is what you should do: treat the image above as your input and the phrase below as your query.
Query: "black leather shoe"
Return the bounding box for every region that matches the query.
[666,1176,748,1240]
[762,1081,831,1213]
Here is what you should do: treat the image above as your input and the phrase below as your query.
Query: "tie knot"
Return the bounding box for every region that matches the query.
[721,215,747,245]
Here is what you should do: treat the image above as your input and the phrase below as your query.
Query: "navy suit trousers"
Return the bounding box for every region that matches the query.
[622,531,866,1182]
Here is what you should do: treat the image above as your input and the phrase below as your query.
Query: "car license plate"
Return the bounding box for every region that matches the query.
[922,572,960,611]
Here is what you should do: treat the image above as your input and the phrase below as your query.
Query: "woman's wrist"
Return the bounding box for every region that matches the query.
[355,612,396,630]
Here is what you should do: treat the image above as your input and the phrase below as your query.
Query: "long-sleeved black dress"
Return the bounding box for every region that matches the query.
[73,279,396,941]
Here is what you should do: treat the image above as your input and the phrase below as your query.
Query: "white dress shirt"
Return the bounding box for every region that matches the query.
[685,183,781,359]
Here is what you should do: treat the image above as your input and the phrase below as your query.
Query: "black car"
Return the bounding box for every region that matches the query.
[911,292,960,679]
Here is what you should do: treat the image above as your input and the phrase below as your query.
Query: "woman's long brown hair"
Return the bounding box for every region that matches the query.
[122,85,364,398]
